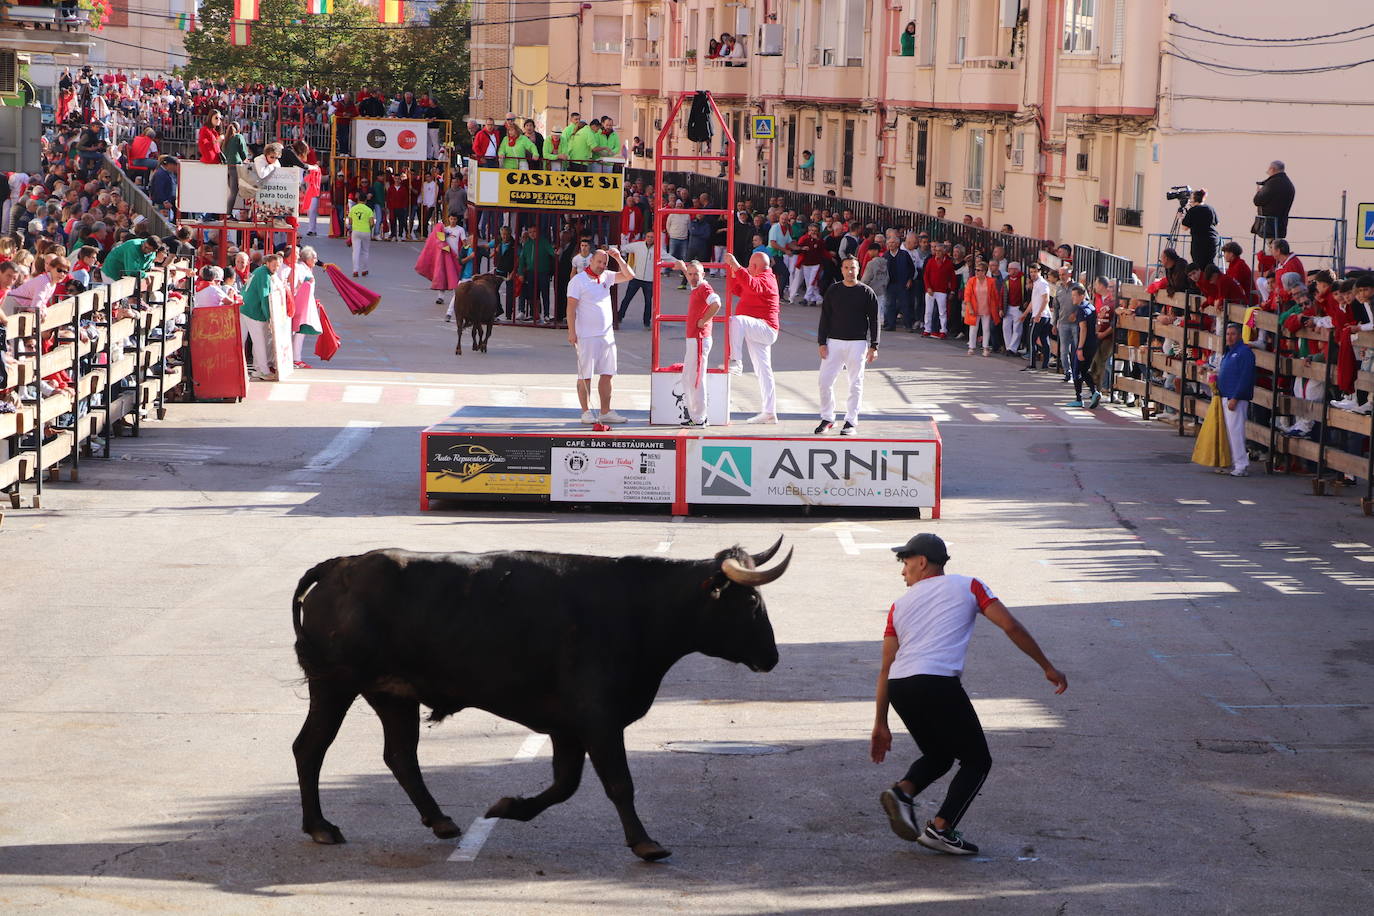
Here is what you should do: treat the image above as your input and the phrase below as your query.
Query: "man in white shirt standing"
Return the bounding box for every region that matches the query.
[870,534,1067,856]
[567,246,635,424]
[1021,267,1055,372]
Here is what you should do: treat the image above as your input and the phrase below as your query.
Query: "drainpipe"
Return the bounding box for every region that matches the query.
[1036,0,1060,238]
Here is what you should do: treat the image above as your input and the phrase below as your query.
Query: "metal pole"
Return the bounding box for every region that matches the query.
[69,291,82,483]
[32,306,43,503]
[1144,293,1155,421]
[1269,307,1283,474]
[132,280,144,439]
[101,285,113,460]
[1178,294,1188,437]
[1316,327,1334,489]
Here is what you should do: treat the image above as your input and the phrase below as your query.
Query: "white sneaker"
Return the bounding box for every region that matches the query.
[580,410,597,424]
[1331,397,1359,410]
[746,413,778,424]
[598,410,628,424]
[879,786,920,842]
[728,360,744,376]
[1353,401,1373,414]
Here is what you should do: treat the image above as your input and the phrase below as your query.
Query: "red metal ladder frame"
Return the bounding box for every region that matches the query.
[650,92,737,405]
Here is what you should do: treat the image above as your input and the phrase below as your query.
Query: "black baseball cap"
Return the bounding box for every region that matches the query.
[892,533,950,565]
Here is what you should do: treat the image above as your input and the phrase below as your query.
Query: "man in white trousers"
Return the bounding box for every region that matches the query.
[725,251,781,424]
[1216,322,1256,477]
[815,256,880,436]
[679,259,722,426]
[567,246,635,424]
[347,196,374,277]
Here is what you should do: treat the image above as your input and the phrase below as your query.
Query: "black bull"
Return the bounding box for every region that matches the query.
[291,538,792,861]
[453,273,503,356]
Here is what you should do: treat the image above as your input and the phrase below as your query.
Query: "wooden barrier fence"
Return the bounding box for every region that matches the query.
[1,262,193,519]
[1109,284,1374,515]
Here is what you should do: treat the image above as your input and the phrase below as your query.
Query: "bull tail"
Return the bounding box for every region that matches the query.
[292,557,342,638]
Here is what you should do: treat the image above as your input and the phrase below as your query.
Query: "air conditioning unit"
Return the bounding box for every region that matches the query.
[759,23,782,55]
[1011,148,1025,168]
[1076,152,1090,172]
[0,50,19,96]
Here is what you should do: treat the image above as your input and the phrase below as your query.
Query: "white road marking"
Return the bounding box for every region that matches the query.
[490,389,526,406]
[970,403,1022,423]
[810,521,895,556]
[1042,404,1099,423]
[302,420,381,471]
[268,385,310,402]
[560,392,583,409]
[342,385,383,404]
[449,733,549,862]
[417,387,455,406]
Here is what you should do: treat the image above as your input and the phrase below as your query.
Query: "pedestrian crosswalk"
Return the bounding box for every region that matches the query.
[245,380,1148,427]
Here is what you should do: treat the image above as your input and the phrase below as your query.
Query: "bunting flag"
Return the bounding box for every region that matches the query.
[233,0,259,20]
[377,0,403,24]
[176,12,197,30]
[230,19,251,45]
[306,0,333,13]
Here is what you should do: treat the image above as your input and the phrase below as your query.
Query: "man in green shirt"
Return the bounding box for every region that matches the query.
[498,131,538,170]
[239,252,283,380]
[560,113,584,167]
[543,131,568,171]
[588,115,621,173]
[567,117,598,172]
[101,236,160,284]
[518,225,557,323]
[348,196,375,276]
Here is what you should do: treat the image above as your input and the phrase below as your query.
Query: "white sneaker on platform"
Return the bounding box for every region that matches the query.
[580,410,597,424]
[598,410,628,424]
[728,359,744,376]
[746,413,778,424]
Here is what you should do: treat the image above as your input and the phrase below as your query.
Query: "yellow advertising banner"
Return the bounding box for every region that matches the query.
[478,167,623,212]
[425,471,551,496]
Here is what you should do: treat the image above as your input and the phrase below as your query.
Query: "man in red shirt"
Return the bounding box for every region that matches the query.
[725,250,781,423]
[1267,239,1305,312]
[679,259,722,426]
[922,243,956,338]
[788,223,825,305]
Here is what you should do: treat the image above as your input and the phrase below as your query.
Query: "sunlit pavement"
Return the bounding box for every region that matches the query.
[1,234,1370,912]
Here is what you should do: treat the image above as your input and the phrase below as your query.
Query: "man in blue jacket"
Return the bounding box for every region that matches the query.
[1217,322,1256,477]
[149,156,178,219]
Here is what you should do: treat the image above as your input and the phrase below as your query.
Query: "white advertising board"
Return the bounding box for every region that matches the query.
[175,162,299,215]
[650,370,730,426]
[265,284,295,381]
[257,166,301,211]
[686,438,937,507]
[352,118,429,161]
[550,439,676,503]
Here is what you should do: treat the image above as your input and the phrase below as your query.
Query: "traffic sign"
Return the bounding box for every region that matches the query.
[752,115,776,140]
[1358,203,1374,249]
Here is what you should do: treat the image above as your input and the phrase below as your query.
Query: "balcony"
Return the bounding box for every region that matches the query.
[1,2,94,54]
[1116,207,1143,228]
[799,167,815,184]
[823,168,837,186]
[962,188,983,206]
[934,181,952,200]
[621,38,662,94]
[701,52,750,97]
[1093,204,1110,224]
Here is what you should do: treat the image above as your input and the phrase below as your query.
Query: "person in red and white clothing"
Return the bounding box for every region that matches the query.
[870,533,1067,856]
[567,246,634,425]
[724,250,781,424]
[678,259,721,426]
[922,242,957,339]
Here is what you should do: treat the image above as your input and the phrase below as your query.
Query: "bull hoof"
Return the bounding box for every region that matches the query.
[484,796,530,821]
[631,840,671,862]
[423,815,462,839]
[304,820,346,845]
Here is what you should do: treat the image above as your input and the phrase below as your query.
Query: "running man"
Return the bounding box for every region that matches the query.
[724,250,781,424]
[567,246,634,424]
[815,255,879,436]
[871,533,1067,855]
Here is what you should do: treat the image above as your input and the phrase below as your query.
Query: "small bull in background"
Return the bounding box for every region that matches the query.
[452,273,503,356]
[291,538,792,861]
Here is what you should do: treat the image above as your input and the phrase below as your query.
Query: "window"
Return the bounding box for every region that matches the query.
[788,0,801,64]
[786,114,797,178]
[1107,0,1125,62]
[815,0,864,66]
[919,0,938,65]
[1063,0,1095,53]
[842,118,855,187]
[966,128,985,192]
[954,0,968,63]
[593,16,622,53]
[915,120,928,186]
[843,0,865,66]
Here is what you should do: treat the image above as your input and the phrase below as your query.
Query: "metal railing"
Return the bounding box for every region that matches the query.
[103,155,173,238]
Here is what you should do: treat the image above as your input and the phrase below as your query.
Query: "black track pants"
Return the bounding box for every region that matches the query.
[888,673,992,829]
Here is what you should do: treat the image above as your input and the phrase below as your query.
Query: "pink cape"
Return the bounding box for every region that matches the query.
[415,224,444,282]
[430,248,463,292]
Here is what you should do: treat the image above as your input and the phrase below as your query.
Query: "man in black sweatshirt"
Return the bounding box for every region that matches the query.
[815,255,880,436]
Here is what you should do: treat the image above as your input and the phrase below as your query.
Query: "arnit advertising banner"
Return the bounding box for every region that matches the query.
[686,439,937,508]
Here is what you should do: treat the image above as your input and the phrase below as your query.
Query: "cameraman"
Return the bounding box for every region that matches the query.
[1181,188,1218,269]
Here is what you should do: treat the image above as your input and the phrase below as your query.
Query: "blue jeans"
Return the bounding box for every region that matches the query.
[885,284,912,329]
[619,278,653,326]
[1058,324,1079,379]
[668,237,689,263]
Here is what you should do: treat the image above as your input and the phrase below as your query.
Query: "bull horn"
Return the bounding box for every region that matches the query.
[722,548,793,587]
[750,536,784,566]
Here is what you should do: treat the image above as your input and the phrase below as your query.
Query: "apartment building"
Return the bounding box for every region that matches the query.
[469,0,625,136]
[615,0,1370,268]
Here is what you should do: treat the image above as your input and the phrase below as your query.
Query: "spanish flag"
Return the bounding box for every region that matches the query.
[230,19,251,45]
[306,0,332,13]
[233,0,259,20]
[377,0,403,24]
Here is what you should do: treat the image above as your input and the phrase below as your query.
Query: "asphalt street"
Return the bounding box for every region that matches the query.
[1,233,1371,914]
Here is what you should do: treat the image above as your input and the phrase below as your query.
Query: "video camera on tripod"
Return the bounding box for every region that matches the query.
[1166,186,1195,209]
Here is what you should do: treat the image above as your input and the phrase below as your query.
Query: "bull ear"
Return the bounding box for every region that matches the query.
[750,535,784,566]
[722,548,792,587]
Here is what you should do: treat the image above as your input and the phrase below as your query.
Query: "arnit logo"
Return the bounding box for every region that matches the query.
[700,446,751,496]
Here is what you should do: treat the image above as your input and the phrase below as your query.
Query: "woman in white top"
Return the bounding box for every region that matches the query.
[193,266,231,309]
[420,173,439,239]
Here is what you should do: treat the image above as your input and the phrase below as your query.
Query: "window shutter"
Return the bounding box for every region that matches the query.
[1110,0,1125,62]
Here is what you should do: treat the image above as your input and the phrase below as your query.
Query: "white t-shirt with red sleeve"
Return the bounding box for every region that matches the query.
[883,574,998,679]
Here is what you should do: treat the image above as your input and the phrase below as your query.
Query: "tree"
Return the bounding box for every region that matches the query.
[180,0,470,117]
